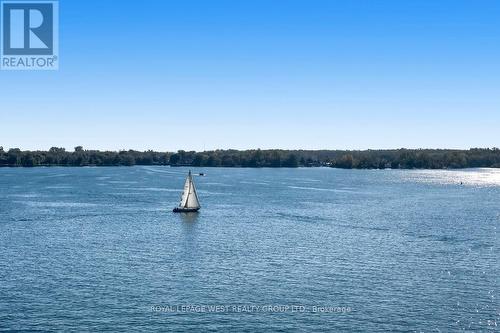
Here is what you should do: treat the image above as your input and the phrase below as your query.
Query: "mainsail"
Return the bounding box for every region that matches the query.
[178,171,200,209]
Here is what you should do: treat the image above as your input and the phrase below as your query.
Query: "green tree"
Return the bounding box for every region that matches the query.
[283,154,299,167]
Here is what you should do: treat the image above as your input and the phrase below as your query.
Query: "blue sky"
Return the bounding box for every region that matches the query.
[1,0,499,151]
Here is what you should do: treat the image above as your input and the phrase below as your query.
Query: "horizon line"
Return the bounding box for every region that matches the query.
[1,146,499,153]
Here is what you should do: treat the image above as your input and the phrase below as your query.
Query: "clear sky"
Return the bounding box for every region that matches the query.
[1,0,499,151]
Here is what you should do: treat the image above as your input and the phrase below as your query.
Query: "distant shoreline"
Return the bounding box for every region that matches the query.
[1,166,499,171]
[1,147,499,169]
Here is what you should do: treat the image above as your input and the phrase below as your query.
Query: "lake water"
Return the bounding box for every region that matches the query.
[0,167,498,332]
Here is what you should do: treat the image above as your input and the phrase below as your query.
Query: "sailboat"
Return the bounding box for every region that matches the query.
[173,170,201,213]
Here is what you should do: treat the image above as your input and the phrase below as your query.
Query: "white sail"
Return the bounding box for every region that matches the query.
[178,171,200,209]
[186,178,200,209]
[179,175,191,208]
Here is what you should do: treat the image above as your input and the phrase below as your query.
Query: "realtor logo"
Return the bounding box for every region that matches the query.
[1,0,58,70]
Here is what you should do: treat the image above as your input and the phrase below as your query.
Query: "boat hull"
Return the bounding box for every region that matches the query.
[173,207,200,213]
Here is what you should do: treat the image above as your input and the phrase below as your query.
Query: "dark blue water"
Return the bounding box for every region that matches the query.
[0,167,498,332]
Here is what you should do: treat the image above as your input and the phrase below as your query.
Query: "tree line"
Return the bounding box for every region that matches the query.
[0,146,499,169]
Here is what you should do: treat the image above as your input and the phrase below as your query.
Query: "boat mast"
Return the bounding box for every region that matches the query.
[184,171,192,208]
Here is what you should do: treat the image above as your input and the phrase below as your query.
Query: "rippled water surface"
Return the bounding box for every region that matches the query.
[0,167,498,332]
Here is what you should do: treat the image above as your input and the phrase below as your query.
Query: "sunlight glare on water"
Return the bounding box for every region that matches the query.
[402,168,500,187]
